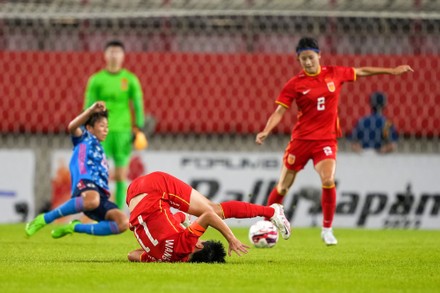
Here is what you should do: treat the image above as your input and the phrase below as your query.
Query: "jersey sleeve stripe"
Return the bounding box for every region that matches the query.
[168,193,190,206]
[275,101,289,109]
[163,209,180,232]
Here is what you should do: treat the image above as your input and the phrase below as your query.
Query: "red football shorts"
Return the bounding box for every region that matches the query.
[283,139,338,171]
[127,172,193,224]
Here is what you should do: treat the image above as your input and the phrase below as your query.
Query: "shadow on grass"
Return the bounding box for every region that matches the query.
[56,259,128,263]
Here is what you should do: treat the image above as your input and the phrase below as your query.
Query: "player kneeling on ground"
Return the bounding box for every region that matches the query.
[126,171,291,263]
[25,102,128,238]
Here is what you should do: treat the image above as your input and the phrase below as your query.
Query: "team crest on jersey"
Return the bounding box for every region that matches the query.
[121,78,129,90]
[287,154,296,165]
[327,81,335,92]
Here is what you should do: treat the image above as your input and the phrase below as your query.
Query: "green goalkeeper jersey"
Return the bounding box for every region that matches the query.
[84,69,144,131]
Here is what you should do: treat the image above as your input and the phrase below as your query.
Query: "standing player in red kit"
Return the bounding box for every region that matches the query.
[126,171,291,263]
[256,37,413,245]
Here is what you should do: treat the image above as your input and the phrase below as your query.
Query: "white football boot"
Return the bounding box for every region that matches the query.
[321,227,338,246]
[270,204,291,240]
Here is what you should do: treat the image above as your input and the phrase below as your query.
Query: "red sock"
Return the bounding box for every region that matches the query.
[266,187,284,206]
[220,201,274,219]
[322,185,336,228]
[266,187,285,206]
[264,188,285,220]
[173,211,186,223]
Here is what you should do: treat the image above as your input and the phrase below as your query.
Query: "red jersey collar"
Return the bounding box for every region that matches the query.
[304,66,322,76]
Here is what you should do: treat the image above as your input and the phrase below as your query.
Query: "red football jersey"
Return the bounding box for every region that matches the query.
[131,209,201,262]
[127,172,200,262]
[276,66,356,140]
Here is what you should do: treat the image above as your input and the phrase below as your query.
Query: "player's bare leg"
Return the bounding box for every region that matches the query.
[277,165,298,196]
[187,189,216,217]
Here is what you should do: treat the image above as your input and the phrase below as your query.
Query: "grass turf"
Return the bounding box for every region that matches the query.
[0,224,439,293]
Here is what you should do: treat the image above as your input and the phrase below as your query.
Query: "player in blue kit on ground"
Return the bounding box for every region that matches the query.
[25,101,128,238]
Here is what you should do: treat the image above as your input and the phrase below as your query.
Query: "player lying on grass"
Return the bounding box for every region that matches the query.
[25,102,128,238]
[126,171,291,263]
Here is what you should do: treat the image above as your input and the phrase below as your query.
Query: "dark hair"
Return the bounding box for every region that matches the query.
[85,110,108,127]
[370,92,387,113]
[296,37,320,54]
[105,40,125,51]
[188,240,226,263]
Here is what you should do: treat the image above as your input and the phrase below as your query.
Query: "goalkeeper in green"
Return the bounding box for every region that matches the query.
[84,40,145,209]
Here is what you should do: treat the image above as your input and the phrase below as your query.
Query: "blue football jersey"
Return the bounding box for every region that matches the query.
[69,128,110,193]
[351,113,398,150]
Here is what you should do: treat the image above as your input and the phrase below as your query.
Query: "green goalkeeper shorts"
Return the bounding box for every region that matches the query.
[101,131,133,167]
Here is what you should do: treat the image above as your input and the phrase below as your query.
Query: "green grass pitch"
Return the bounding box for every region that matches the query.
[1,224,439,293]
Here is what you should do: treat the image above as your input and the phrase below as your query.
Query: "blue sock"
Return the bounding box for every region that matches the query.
[43,197,84,224]
[74,221,120,236]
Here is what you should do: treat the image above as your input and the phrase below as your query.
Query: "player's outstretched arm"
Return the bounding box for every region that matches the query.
[67,101,106,137]
[256,105,287,145]
[355,65,414,77]
[196,210,250,257]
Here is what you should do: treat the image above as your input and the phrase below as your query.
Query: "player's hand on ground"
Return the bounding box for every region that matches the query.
[392,65,414,75]
[228,238,250,257]
[89,101,106,113]
[256,132,269,145]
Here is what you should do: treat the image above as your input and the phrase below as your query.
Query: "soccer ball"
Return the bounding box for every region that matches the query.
[248,220,279,248]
